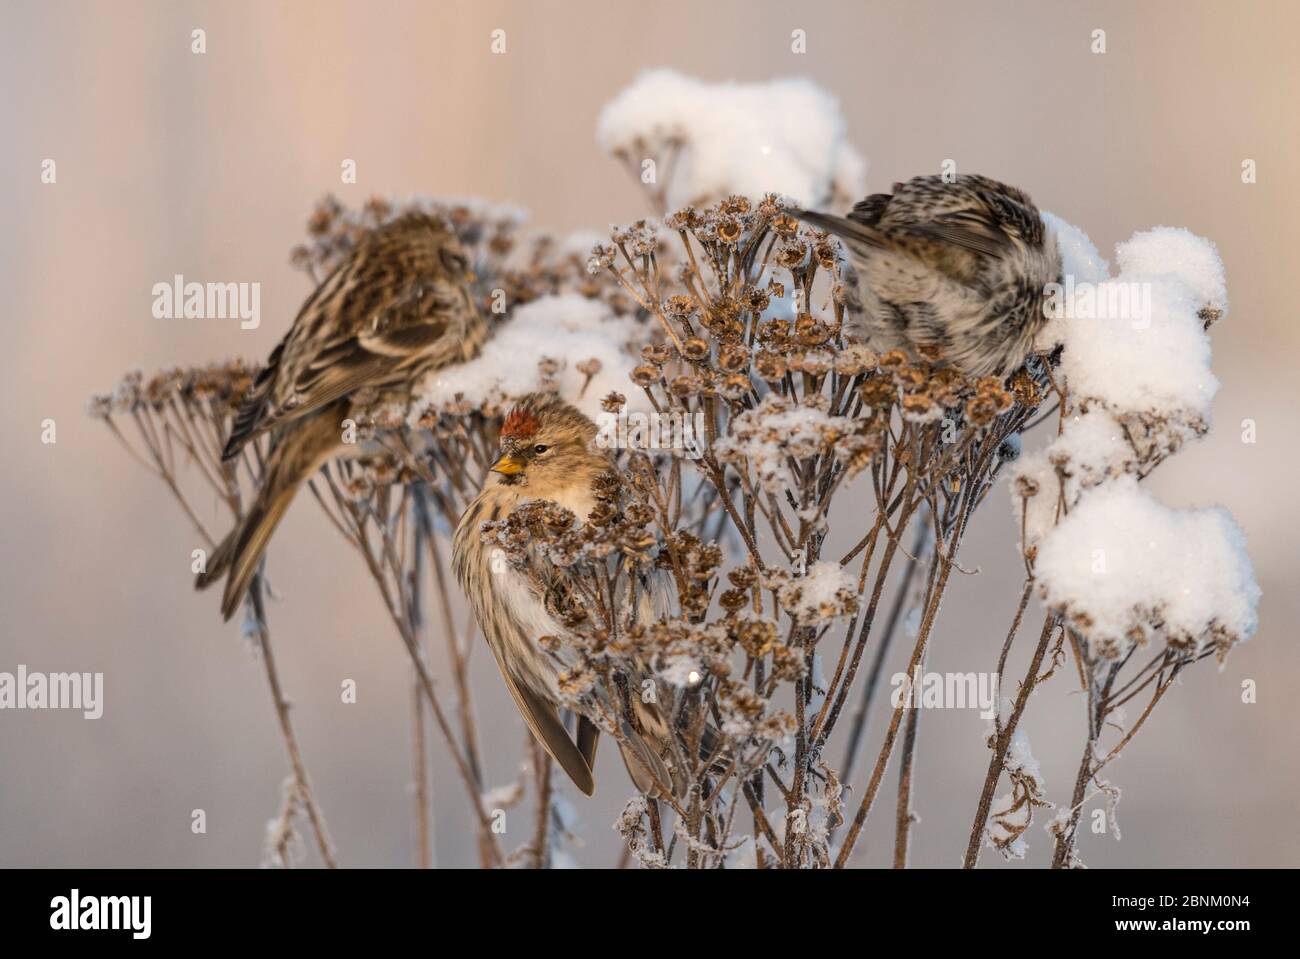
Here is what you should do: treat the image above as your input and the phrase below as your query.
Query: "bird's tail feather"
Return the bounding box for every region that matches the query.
[197,407,341,621]
[217,483,298,621]
[620,695,690,799]
[193,474,300,622]
[788,207,888,250]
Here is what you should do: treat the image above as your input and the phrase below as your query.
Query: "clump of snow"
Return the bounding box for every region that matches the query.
[1017,220,1255,666]
[1034,477,1260,660]
[772,561,860,626]
[1116,226,1227,319]
[1004,729,1042,783]
[657,653,703,689]
[1039,222,1225,428]
[596,70,866,210]
[1042,212,1110,286]
[985,730,1047,861]
[1036,223,1224,446]
[1010,410,1139,548]
[481,781,524,810]
[715,393,855,494]
[1056,275,1218,424]
[414,293,650,421]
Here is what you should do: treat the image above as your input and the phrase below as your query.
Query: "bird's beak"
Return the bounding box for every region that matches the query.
[490,453,525,476]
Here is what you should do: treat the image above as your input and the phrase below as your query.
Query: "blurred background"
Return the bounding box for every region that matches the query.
[2,0,1296,868]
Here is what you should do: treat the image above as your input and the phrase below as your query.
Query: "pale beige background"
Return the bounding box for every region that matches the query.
[1,0,1296,867]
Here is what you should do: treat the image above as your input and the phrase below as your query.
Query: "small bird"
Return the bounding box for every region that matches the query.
[791,174,1061,378]
[197,211,484,620]
[452,393,680,797]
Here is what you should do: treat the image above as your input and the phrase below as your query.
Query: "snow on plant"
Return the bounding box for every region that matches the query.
[597,69,866,211]
[91,72,1257,870]
[999,216,1258,867]
[1035,477,1259,660]
[417,292,653,421]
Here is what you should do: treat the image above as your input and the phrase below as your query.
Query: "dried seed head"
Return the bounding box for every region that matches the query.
[631,365,660,388]
[716,217,742,244]
[718,344,750,374]
[879,350,909,372]
[1009,370,1041,407]
[901,393,940,423]
[794,314,831,347]
[1015,475,1041,498]
[776,242,808,269]
[965,394,1001,427]
[788,351,832,376]
[665,294,698,319]
[720,195,751,216]
[668,374,699,397]
[833,343,878,376]
[893,365,929,392]
[743,286,772,314]
[859,377,896,411]
[719,373,752,400]
[735,618,778,658]
[754,350,788,380]
[681,338,710,362]
[642,343,672,367]
[771,213,799,237]
[758,318,791,344]
[727,566,757,589]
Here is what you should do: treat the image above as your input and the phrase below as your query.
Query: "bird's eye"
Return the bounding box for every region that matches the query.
[533,444,550,454]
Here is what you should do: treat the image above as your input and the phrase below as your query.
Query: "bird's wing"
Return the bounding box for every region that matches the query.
[223,213,467,461]
[846,192,892,227]
[792,208,988,284]
[906,218,1008,259]
[489,642,595,796]
[576,714,600,771]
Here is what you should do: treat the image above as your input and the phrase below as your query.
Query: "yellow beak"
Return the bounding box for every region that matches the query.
[490,453,525,476]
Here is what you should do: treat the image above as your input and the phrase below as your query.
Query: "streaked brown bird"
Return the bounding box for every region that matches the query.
[792,174,1061,378]
[197,211,484,620]
[452,393,681,797]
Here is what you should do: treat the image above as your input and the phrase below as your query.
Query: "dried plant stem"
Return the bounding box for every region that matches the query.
[893,671,921,869]
[530,744,554,870]
[247,573,338,869]
[1051,654,1180,868]
[414,489,488,792]
[838,517,932,789]
[408,498,434,869]
[411,679,433,869]
[834,473,980,868]
[321,470,503,867]
[369,540,502,866]
[963,598,1055,869]
[102,416,338,868]
[1052,733,1099,869]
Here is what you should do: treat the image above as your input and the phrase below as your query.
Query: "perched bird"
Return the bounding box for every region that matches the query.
[791,174,1061,378]
[197,211,484,620]
[452,393,680,797]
